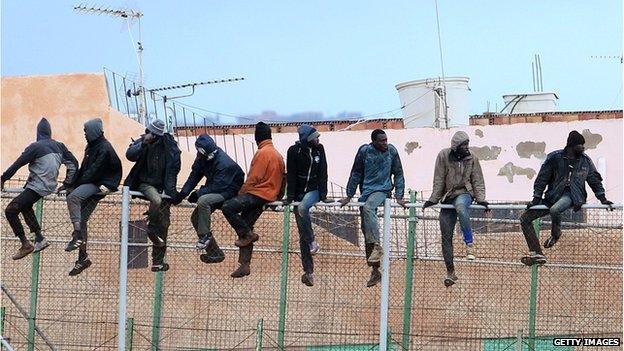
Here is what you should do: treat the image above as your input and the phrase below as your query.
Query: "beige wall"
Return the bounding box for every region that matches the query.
[1,73,196,184]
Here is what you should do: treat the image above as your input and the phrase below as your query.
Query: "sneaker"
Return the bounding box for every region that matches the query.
[196,234,212,250]
[521,253,547,266]
[147,232,166,248]
[34,238,50,253]
[151,263,170,272]
[366,268,382,287]
[543,236,558,249]
[444,271,458,287]
[234,231,259,248]
[65,236,85,252]
[69,259,92,276]
[301,272,314,286]
[466,244,476,261]
[309,241,320,256]
[230,263,250,278]
[12,242,34,260]
[367,243,383,263]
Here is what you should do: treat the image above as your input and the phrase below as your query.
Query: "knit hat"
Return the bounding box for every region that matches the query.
[84,118,104,142]
[297,124,320,144]
[566,130,585,147]
[147,119,166,136]
[254,122,272,143]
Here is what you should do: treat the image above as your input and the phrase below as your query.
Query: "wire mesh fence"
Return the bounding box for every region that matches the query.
[1,184,622,350]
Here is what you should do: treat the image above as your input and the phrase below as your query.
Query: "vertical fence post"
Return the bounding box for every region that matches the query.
[379,198,392,351]
[151,272,164,351]
[401,190,417,350]
[1,306,5,350]
[255,318,264,351]
[528,218,541,351]
[516,329,523,351]
[26,199,44,351]
[277,204,291,349]
[119,187,130,351]
[125,317,134,351]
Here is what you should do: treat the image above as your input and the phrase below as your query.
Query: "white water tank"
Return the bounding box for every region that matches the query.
[501,92,558,114]
[395,76,470,128]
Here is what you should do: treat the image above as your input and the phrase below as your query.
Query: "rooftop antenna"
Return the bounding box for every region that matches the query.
[74,3,146,124]
[434,0,449,129]
[531,54,544,92]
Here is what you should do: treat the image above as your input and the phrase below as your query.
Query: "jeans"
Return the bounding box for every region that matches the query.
[5,188,41,237]
[190,193,226,237]
[222,193,267,266]
[66,183,100,224]
[359,191,387,245]
[520,192,573,255]
[138,183,171,265]
[439,193,474,273]
[294,190,319,274]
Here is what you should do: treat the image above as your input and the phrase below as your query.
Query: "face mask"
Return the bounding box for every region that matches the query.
[206,150,217,161]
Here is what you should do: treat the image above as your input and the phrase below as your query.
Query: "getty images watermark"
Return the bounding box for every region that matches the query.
[553,338,621,347]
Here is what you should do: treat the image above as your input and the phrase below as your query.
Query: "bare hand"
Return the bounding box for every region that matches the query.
[338,197,352,207]
[396,199,408,208]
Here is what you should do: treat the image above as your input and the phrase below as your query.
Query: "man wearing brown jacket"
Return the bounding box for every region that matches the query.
[423,131,489,287]
[222,122,285,278]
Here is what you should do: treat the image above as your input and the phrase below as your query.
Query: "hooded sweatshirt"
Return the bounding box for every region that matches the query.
[1,118,78,196]
[179,134,245,200]
[73,118,123,191]
[286,125,328,201]
[428,131,486,203]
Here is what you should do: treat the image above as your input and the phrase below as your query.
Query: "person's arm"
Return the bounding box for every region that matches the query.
[428,151,447,203]
[179,157,204,199]
[286,146,297,200]
[318,145,328,200]
[125,138,144,162]
[391,151,405,200]
[471,158,486,202]
[585,158,607,200]
[345,146,366,198]
[533,155,554,200]
[60,143,79,186]
[1,144,37,184]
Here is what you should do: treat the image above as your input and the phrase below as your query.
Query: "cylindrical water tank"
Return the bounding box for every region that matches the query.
[395,76,470,128]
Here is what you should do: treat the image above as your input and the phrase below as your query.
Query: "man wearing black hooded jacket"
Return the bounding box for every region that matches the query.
[124,119,181,272]
[284,124,328,286]
[520,130,613,266]
[61,118,122,276]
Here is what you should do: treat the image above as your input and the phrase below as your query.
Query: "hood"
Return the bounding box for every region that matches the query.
[451,131,469,151]
[297,124,319,146]
[84,118,104,143]
[36,118,51,141]
[195,134,218,154]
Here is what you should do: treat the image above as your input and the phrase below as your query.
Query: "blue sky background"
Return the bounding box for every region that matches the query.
[2,1,622,120]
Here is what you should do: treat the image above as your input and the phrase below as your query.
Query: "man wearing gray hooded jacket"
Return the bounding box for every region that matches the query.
[423,131,488,287]
[61,118,122,276]
[1,118,78,260]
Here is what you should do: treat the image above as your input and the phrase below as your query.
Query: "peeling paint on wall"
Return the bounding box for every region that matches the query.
[581,129,603,149]
[516,141,546,159]
[470,146,502,161]
[405,141,422,154]
[475,129,484,138]
[497,162,536,183]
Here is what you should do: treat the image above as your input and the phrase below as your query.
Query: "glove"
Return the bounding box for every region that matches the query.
[171,193,184,206]
[422,201,435,209]
[526,197,541,209]
[598,195,614,211]
[188,191,199,204]
[0,179,5,191]
[99,185,112,194]
[282,199,293,206]
[573,203,583,212]
[396,199,408,208]
[477,200,490,211]
[57,184,73,196]
[338,197,352,207]
[321,198,334,203]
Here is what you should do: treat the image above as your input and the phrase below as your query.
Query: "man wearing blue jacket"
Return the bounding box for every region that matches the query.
[339,129,406,287]
[1,118,78,260]
[520,131,613,266]
[175,134,244,263]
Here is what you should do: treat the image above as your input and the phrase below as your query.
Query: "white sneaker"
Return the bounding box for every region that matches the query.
[309,241,320,256]
[34,238,50,253]
[466,244,476,260]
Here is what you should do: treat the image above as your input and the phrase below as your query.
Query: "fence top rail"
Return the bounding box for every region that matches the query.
[2,188,622,210]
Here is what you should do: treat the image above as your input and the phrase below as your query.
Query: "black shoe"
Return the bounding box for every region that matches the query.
[147,232,166,248]
[69,259,92,276]
[521,253,547,266]
[65,232,85,252]
[301,273,314,287]
[366,269,382,287]
[443,271,458,287]
[196,234,212,250]
[543,236,558,249]
[151,263,170,272]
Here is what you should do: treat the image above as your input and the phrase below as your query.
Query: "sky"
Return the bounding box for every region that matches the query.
[2,0,622,121]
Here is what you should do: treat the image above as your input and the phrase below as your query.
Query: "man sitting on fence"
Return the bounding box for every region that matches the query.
[221,122,285,278]
[520,130,613,266]
[283,124,329,287]
[174,134,244,264]
[124,119,181,272]
[339,129,406,287]
[423,131,489,287]
[1,118,78,260]
[59,118,122,276]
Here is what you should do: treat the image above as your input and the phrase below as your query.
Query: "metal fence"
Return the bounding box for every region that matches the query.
[1,184,622,350]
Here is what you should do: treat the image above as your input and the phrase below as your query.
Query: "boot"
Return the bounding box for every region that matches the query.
[367,243,383,263]
[543,236,558,249]
[235,231,259,247]
[301,272,314,286]
[231,246,252,278]
[200,236,226,264]
[366,267,382,287]
[444,271,458,287]
[12,242,34,260]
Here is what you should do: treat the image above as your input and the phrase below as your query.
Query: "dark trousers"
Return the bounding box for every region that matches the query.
[222,193,267,265]
[139,184,172,265]
[520,193,573,255]
[5,188,42,238]
[76,197,101,261]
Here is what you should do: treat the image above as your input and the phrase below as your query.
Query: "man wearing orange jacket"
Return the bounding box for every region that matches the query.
[222,122,285,278]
